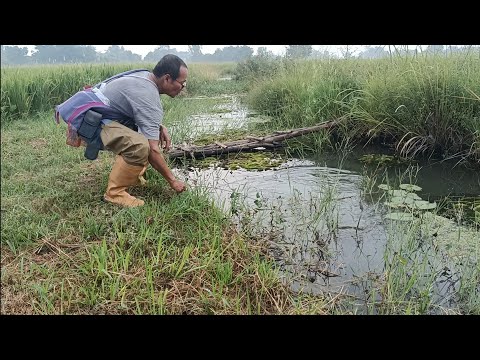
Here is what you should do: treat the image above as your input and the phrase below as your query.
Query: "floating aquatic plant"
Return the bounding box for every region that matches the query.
[399,184,422,192]
[378,184,392,191]
[379,183,437,221]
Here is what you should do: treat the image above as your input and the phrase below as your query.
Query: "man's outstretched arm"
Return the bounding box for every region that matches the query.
[148,139,186,193]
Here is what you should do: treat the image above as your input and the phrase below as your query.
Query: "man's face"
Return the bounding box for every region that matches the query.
[166,66,188,97]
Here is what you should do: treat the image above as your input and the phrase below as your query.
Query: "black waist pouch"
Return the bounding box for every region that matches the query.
[78,110,104,160]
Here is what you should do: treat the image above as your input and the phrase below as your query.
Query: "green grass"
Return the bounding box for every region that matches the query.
[3,59,478,314]
[240,55,480,164]
[1,62,247,124]
[1,111,328,314]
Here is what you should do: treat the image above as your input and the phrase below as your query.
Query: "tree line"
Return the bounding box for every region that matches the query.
[1,45,476,65]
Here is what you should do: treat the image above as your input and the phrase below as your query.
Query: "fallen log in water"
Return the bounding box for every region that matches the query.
[167,119,341,159]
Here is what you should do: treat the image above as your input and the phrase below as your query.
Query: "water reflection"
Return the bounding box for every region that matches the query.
[172,95,479,313]
[179,159,387,299]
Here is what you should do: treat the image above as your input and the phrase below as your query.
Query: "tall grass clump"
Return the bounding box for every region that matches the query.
[1,63,144,123]
[239,58,363,155]
[1,62,243,125]
[240,54,480,164]
[353,54,480,162]
[233,55,284,82]
[245,58,365,125]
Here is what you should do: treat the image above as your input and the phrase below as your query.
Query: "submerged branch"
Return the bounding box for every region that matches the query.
[167,119,342,159]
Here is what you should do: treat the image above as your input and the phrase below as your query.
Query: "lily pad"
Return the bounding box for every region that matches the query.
[388,189,409,197]
[378,184,392,191]
[385,212,416,221]
[405,192,422,200]
[385,202,406,209]
[399,184,422,192]
[412,200,437,210]
[391,196,416,205]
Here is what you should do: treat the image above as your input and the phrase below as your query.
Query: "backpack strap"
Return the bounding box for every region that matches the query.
[94,69,150,88]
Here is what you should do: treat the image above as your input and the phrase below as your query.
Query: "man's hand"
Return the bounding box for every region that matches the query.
[169,179,187,193]
[159,125,171,151]
[147,138,187,194]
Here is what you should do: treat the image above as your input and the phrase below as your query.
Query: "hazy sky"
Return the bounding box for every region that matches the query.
[14,45,431,57]
[92,45,325,57]
[95,45,379,57]
[15,45,373,57]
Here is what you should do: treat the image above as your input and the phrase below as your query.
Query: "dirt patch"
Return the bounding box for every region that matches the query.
[1,247,34,314]
[1,286,35,315]
[78,173,101,187]
[28,138,48,150]
[80,158,110,170]
[1,240,87,314]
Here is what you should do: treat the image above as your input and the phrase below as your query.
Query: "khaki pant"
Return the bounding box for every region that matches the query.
[100,122,149,166]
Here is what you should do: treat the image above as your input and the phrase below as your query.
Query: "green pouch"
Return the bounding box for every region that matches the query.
[78,110,102,140]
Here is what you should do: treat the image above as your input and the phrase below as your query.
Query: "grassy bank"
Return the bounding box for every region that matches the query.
[240,54,480,164]
[1,101,329,314]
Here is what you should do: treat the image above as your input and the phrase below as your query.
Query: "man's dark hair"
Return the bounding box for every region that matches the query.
[153,54,188,80]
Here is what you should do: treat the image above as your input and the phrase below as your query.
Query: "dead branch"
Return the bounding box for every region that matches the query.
[167,119,342,159]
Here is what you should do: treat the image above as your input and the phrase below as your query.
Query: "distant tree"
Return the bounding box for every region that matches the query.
[339,45,360,59]
[358,46,389,59]
[31,45,61,63]
[144,45,174,62]
[188,45,203,61]
[446,45,480,55]
[424,45,445,54]
[446,45,464,54]
[256,47,275,58]
[31,45,97,63]
[285,45,312,59]
[311,47,334,59]
[1,45,30,65]
[62,45,97,63]
[210,46,254,62]
[99,46,141,63]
